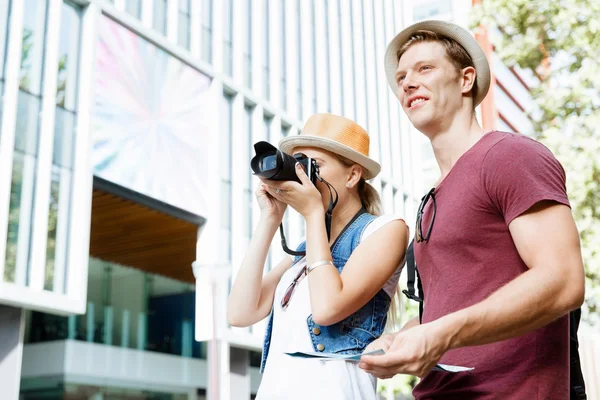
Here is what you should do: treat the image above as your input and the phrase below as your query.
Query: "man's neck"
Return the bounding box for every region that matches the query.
[429,113,486,182]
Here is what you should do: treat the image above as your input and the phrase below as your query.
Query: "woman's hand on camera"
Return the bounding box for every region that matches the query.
[256,182,287,223]
[261,163,324,219]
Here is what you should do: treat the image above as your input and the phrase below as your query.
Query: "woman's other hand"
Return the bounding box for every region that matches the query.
[256,182,287,223]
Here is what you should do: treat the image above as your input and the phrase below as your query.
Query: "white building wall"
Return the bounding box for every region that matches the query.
[9,0,424,397]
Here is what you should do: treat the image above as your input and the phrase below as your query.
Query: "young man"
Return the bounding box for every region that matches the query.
[358,20,585,399]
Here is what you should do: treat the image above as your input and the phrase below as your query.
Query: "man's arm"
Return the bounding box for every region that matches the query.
[440,201,584,347]
[360,202,585,378]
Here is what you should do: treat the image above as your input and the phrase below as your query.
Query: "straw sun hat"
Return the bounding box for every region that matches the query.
[279,113,381,180]
[384,20,491,107]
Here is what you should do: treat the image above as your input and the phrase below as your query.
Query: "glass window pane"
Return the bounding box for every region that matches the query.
[56,1,80,110]
[178,0,189,13]
[221,180,231,230]
[45,108,76,292]
[125,0,141,19]
[201,0,212,28]
[0,0,11,80]
[244,189,252,238]
[311,0,316,113]
[263,116,271,141]
[44,2,81,293]
[153,0,167,35]
[15,89,41,156]
[245,0,252,87]
[280,1,286,109]
[5,153,24,283]
[6,91,41,285]
[222,0,232,74]
[222,0,231,42]
[202,25,212,63]
[5,150,37,285]
[45,167,60,291]
[324,0,331,112]
[0,80,4,127]
[28,259,201,357]
[296,0,302,118]
[20,0,48,95]
[0,1,9,130]
[177,14,190,49]
[414,0,452,21]
[263,0,269,99]
[201,0,212,63]
[221,94,232,177]
[245,106,254,239]
[6,0,49,286]
[337,0,344,115]
[53,105,76,169]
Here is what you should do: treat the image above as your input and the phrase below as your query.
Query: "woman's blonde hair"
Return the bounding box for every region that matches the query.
[333,154,382,216]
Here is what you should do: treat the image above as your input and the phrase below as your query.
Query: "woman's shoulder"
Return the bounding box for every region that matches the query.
[361,214,408,241]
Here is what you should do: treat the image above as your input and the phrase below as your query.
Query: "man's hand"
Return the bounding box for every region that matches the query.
[363,333,395,354]
[359,322,449,379]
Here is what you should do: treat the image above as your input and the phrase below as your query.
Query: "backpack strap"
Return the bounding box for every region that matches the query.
[402,240,424,323]
[570,308,587,400]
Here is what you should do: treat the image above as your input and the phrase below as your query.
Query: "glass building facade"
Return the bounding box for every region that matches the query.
[0,0,513,398]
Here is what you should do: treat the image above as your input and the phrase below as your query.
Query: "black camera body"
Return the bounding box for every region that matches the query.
[251,141,319,185]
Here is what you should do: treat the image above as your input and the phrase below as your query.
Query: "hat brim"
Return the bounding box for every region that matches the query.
[279,136,381,180]
[384,20,490,107]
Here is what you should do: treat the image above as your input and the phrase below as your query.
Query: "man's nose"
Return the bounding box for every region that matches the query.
[402,73,418,93]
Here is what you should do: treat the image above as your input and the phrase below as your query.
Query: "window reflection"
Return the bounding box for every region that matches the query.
[45,0,81,292]
[21,383,192,400]
[5,0,49,284]
[0,0,11,83]
[27,258,206,359]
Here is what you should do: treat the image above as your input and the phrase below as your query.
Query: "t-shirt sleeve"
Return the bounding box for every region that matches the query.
[481,135,570,225]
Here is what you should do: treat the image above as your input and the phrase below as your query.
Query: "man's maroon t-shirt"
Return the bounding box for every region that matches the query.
[413,131,571,400]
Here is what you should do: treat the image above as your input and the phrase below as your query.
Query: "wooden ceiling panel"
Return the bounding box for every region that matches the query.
[89,188,199,283]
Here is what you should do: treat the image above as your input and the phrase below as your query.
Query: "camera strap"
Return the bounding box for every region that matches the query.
[279,175,339,257]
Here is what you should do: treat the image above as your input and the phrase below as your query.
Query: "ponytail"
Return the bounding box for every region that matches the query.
[358,180,382,216]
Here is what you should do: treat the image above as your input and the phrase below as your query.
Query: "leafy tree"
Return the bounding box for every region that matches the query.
[472,0,600,325]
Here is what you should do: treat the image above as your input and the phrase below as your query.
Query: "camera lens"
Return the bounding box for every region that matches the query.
[261,154,278,171]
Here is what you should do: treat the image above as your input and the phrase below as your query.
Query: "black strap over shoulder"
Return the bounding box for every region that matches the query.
[570,308,587,400]
[402,240,424,323]
[402,240,421,301]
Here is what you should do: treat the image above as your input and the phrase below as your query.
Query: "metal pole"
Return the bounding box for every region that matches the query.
[0,305,26,400]
[208,277,219,400]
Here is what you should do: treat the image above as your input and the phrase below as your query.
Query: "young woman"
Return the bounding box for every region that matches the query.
[228,113,408,399]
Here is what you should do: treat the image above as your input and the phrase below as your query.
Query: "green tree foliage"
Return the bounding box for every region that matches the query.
[473,0,600,325]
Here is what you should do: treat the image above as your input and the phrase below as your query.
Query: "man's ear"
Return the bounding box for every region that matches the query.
[346,165,363,188]
[461,66,477,95]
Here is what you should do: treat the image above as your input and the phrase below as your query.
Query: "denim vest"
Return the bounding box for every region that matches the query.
[260,211,392,372]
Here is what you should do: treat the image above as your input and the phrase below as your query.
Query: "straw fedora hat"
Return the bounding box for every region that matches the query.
[384,20,491,107]
[279,113,381,180]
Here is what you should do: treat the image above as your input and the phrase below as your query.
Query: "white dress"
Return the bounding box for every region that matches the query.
[256,215,405,400]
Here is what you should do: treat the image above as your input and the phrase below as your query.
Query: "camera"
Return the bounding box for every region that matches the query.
[250,141,319,185]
